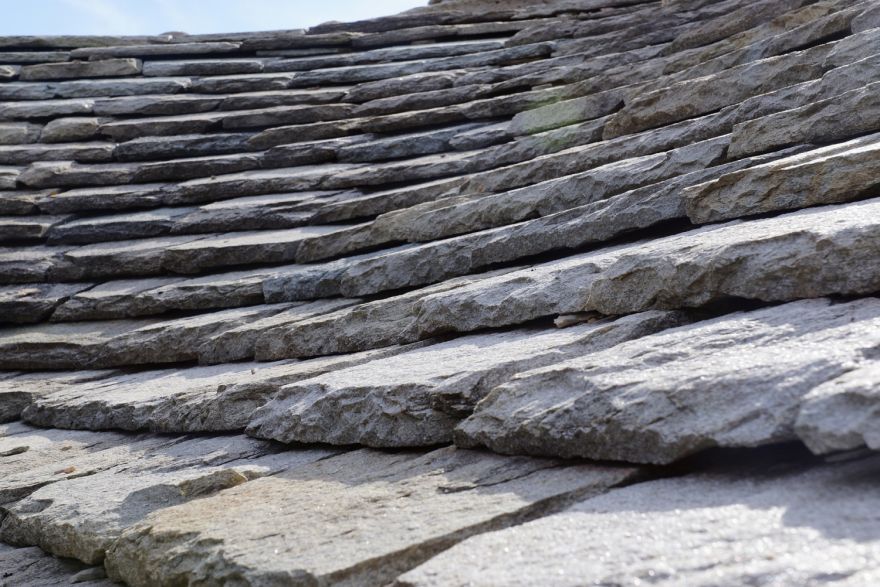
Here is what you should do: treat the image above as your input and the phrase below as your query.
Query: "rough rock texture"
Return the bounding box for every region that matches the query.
[19,59,142,81]
[458,298,880,464]
[412,198,880,336]
[795,362,880,455]
[4,1,880,584]
[247,310,686,447]
[21,345,421,433]
[396,450,880,587]
[685,133,880,223]
[0,544,114,586]
[0,433,304,564]
[104,447,639,586]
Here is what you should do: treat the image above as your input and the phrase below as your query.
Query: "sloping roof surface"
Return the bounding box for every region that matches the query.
[3,0,880,584]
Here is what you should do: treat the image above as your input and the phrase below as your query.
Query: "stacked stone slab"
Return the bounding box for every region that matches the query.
[3,0,880,584]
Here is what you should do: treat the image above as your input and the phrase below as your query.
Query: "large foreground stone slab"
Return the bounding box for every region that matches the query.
[0,423,145,504]
[458,297,880,464]
[397,452,880,587]
[0,433,331,565]
[104,447,640,586]
[247,311,686,448]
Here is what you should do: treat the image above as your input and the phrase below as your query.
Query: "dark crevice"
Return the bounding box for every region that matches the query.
[776,27,853,57]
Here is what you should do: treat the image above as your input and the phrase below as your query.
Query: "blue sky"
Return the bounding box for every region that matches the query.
[2,0,428,36]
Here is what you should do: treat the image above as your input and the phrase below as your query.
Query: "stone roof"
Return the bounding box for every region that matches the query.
[2,0,880,584]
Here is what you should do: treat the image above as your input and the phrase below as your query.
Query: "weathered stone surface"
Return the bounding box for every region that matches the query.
[0,123,41,145]
[51,268,272,321]
[0,544,114,587]
[0,50,69,63]
[256,266,520,359]
[337,123,484,163]
[457,298,880,464]
[3,5,880,584]
[509,88,625,135]
[344,70,463,103]
[268,39,505,72]
[95,110,229,142]
[160,225,344,274]
[70,41,241,60]
[853,3,880,31]
[0,245,68,284]
[0,143,114,165]
[0,167,21,189]
[0,422,138,504]
[0,77,191,101]
[92,94,224,117]
[717,53,878,132]
[141,57,272,77]
[0,190,44,215]
[364,135,729,247]
[0,98,97,120]
[10,224,349,284]
[167,163,358,206]
[105,447,638,586]
[22,345,417,433]
[197,297,358,363]
[670,0,813,51]
[0,303,292,370]
[19,58,142,81]
[397,452,880,587]
[219,87,346,110]
[657,0,856,75]
[53,234,205,281]
[18,161,133,189]
[311,176,464,223]
[414,198,880,336]
[794,362,880,455]
[454,109,733,199]
[249,85,564,149]
[604,44,831,138]
[39,117,102,143]
[0,34,164,49]
[0,433,321,564]
[0,281,93,324]
[0,65,19,80]
[33,183,168,215]
[0,214,70,241]
[0,370,114,422]
[729,82,880,159]
[247,310,686,448]
[113,131,254,161]
[47,190,345,245]
[316,146,801,295]
[686,133,880,224]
